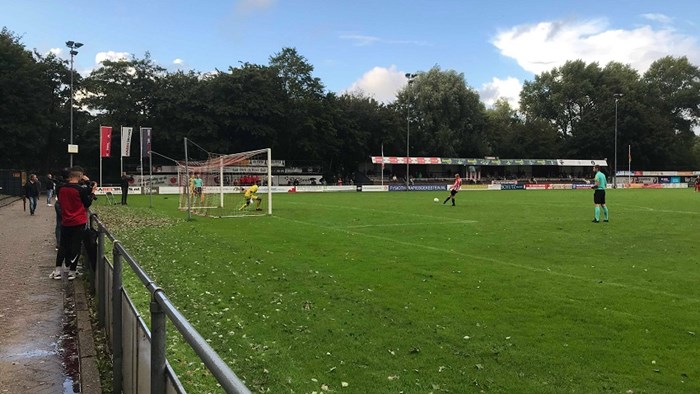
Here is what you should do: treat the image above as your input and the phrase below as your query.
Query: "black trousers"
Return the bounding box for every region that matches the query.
[57,224,84,271]
[121,186,128,204]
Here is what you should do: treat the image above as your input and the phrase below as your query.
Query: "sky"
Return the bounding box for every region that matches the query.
[2,0,699,108]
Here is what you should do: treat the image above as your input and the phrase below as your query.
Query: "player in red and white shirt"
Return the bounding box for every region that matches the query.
[443,173,462,206]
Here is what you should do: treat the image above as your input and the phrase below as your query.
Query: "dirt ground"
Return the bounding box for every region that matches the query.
[0,200,80,393]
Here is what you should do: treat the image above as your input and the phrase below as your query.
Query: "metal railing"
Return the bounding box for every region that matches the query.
[89,212,251,394]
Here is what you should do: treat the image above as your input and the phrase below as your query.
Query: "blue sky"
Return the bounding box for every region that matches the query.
[3,0,699,106]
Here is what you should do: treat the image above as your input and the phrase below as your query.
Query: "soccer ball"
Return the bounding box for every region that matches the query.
[434,198,439,203]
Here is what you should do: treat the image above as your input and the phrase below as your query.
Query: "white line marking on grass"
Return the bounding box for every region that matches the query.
[284,200,473,222]
[616,204,700,215]
[344,220,477,229]
[273,215,700,304]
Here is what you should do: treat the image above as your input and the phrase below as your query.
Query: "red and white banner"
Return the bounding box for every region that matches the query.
[371,156,442,165]
[100,126,112,158]
[121,127,133,157]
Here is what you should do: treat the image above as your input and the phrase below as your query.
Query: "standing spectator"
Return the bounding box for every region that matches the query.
[443,173,462,206]
[120,172,129,205]
[193,174,204,203]
[24,174,40,215]
[50,167,96,280]
[46,174,56,206]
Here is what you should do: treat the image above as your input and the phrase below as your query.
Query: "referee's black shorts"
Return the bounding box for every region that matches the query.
[594,189,606,205]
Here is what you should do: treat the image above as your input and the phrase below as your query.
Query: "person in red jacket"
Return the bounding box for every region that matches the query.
[50,167,96,280]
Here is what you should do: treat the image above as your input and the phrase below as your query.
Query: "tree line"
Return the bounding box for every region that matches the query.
[1,27,699,181]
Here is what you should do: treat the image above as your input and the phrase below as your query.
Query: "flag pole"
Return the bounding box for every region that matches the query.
[381,143,384,187]
[99,125,103,187]
[149,150,153,208]
[120,125,123,176]
[140,127,144,190]
[628,144,631,186]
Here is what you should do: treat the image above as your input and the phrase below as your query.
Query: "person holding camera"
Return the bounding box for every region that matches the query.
[50,167,96,280]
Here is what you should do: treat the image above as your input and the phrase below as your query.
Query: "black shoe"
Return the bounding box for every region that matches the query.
[592,219,599,223]
[603,219,609,222]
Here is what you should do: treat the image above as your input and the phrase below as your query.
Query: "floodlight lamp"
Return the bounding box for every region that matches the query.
[75,42,83,48]
[66,41,74,47]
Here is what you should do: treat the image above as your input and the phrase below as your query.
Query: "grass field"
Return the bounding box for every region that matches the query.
[95,188,700,393]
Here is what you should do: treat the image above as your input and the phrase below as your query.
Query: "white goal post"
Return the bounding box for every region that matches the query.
[177,148,272,218]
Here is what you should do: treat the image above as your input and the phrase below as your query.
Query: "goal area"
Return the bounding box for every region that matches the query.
[177,148,272,218]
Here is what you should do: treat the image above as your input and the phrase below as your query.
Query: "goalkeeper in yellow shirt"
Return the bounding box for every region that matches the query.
[239,184,262,211]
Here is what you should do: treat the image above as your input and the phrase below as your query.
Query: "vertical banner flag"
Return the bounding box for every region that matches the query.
[140,127,152,158]
[100,126,112,158]
[628,145,631,164]
[121,127,133,157]
[381,143,385,170]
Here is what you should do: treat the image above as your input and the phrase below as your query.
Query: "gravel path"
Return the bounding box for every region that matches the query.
[0,200,78,393]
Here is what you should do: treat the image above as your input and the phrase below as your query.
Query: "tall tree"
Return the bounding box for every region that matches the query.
[395,66,487,158]
[641,56,700,168]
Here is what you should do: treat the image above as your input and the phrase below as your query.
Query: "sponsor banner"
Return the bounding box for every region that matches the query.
[491,180,518,185]
[100,126,112,158]
[549,183,571,190]
[659,177,681,183]
[572,184,594,189]
[132,175,179,186]
[524,184,550,190]
[388,184,447,191]
[501,184,525,190]
[487,184,502,190]
[95,186,142,195]
[443,158,560,166]
[556,159,608,166]
[637,177,658,184]
[662,183,687,189]
[362,185,389,192]
[459,184,488,190]
[370,156,442,165]
[140,127,151,158]
[250,159,285,167]
[121,127,133,157]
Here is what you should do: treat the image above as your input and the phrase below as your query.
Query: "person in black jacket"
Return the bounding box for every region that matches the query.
[24,174,40,215]
[46,173,56,206]
[120,172,129,205]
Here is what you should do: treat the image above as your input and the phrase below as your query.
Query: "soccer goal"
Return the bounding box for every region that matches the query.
[178,148,272,218]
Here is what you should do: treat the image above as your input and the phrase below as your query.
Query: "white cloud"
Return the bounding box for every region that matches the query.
[47,48,62,57]
[95,51,130,64]
[492,18,700,76]
[641,13,673,25]
[345,65,407,103]
[479,77,523,109]
[173,58,184,65]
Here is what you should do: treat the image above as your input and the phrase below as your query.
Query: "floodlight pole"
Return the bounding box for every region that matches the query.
[184,137,191,221]
[613,93,623,188]
[405,73,416,190]
[66,40,83,167]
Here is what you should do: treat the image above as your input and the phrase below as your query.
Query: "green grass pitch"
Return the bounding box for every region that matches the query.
[97,189,700,393]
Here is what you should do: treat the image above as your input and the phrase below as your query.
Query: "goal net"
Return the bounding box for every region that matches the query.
[177,148,272,218]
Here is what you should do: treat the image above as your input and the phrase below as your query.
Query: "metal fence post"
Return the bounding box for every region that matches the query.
[112,242,123,394]
[97,223,105,327]
[150,290,166,394]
